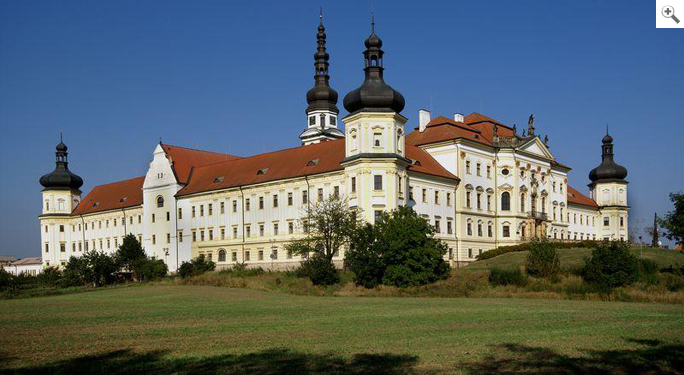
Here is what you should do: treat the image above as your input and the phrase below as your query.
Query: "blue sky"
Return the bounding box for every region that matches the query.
[1,0,682,257]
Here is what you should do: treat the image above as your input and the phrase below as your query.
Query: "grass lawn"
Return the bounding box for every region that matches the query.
[465,247,684,271]
[1,285,683,374]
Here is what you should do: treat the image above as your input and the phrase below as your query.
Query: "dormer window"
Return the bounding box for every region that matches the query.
[306,159,319,167]
[213,176,224,183]
[257,168,268,175]
[93,202,100,207]
[120,197,127,203]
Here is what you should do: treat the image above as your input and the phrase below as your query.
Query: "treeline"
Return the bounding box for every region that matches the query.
[0,234,167,295]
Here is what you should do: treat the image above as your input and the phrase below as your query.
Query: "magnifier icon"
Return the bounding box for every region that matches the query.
[662,5,681,23]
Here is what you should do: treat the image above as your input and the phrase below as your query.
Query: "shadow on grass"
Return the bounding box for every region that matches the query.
[0,348,419,375]
[463,338,684,374]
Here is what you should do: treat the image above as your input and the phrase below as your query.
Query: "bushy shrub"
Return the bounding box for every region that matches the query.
[219,263,265,278]
[37,266,62,287]
[0,268,14,290]
[178,255,215,279]
[582,241,638,288]
[489,267,527,287]
[296,254,339,286]
[61,251,118,287]
[132,257,168,281]
[346,206,450,288]
[525,239,561,278]
[637,259,660,285]
[477,240,602,261]
[664,274,684,292]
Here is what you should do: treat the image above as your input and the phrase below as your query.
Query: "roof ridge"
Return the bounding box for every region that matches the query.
[88,176,146,189]
[161,143,240,158]
[427,117,482,133]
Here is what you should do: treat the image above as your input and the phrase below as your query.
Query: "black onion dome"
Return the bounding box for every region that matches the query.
[306,16,339,113]
[589,132,627,183]
[343,19,405,115]
[40,140,83,191]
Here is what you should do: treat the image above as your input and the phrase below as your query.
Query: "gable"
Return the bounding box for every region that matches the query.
[519,137,554,160]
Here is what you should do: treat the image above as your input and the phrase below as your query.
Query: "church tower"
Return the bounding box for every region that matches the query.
[39,137,84,266]
[341,16,409,223]
[299,12,344,145]
[588,130,629,240]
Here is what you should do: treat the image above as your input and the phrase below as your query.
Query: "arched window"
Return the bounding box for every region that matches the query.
[541,197,546,213]
[501,192,510,211]
[157,196,164,208]
[520,193,526,212]
[218,249,226,262]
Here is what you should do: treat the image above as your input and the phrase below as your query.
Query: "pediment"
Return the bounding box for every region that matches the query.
[518,137,554,160]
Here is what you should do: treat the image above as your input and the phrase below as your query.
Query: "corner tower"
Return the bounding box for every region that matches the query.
[300,12,344,145]
[341,16,409,223]
[588,130,629,240]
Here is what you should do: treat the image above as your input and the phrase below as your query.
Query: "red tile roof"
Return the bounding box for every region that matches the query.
[161,144,240,184]
[567,185,598,208]
[72,176,145,216]
[178,139,458,197]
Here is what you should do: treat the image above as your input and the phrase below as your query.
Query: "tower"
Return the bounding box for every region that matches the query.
[341,15,409,223]
[300,11,344,145]
[588,130,629,240]
[39,137,84,266]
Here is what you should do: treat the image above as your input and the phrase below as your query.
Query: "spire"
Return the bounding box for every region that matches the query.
[39,136,84,191]
[589,130,627,184]
[305,9,338,114]
[343,15,405,115]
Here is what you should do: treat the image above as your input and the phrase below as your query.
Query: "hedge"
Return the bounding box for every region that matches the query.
[476,240,603,261]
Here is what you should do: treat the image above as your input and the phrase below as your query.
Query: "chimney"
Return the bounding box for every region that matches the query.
[419,109,431,132]
[453,113,464,123]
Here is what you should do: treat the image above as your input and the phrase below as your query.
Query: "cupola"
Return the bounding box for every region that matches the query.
[39,136,84,192]
[343,15,405,115]
[588,130,628,183]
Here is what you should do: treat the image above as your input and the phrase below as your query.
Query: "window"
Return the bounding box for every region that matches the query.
[309,116,315,125]
[503,225,510,237]
[218,249,226,262]
[179,231,183,242]
[604,217,609,226]
[192,206,196,217]
[157,196,164,208]
[246,226,251,237]
[351,177,356,193]
[233,200,237,212]
[477,193,482,210]
[319,114,326,126]
[434,220,441,233]
[409,187,414,200]
[467,222,472,236]
[476,163,481,176]
[200,230,205,241]
[200,205,204,216]
[166,212,170,221]
[220,202,225,214]
[372,175,383,191]
[468,249,473,258]
[152,214,155,223]
[233,227,238,239]
[232,252,237,261]
[502,168,509,176]
[422,189,427,203]
[167,233,171,244]
[374,210,383,223]
[287,249,293,259]
[209,229,213,241]
[487,165,491,178]
[60,243,66,252]
[246,198,250,211]
[333,186,340,198]
[466,192,472,208]
[259,197,264,210]
[501,192,511,211]
[59,225,65,233]
[552,182,556,192]
[220,228,225,240]
[318,188,324,202]
[620,217,624,227]
[245,251,250,261]
[288,192,293,206]
[447,221,453,234]
[259,224,264,237]
[274,223,279,235]
[478,223,483,237]
[207,253,212,262]
[273,194,278,208]
[152,235,156,245]
[434,191,439,204]
[288,222,294,234]
[487,194,492,211]
[373,133,381,147]
[520,194,526,212]
[447,193,451,206]
[488,223,493,237]
[466,161,471,174]
[330,116,336,126]
[178,208,183,219]
[302,190,308,204]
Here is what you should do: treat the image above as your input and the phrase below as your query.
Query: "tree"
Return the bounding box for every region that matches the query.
[659,192,684,247]
[525,238,561,278]
[346,206,450,288]
[582,241,638,289]
[63,251,118,287]
[651,212,660,248]
[178,255,215,279]
[284,196,363,262]
[115,234,146,272]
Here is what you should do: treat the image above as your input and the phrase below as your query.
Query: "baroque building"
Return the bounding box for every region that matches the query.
[38,17,629,271]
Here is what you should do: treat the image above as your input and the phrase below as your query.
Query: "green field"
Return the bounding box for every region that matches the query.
[466,247,684,271]
[1,285,683,374]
